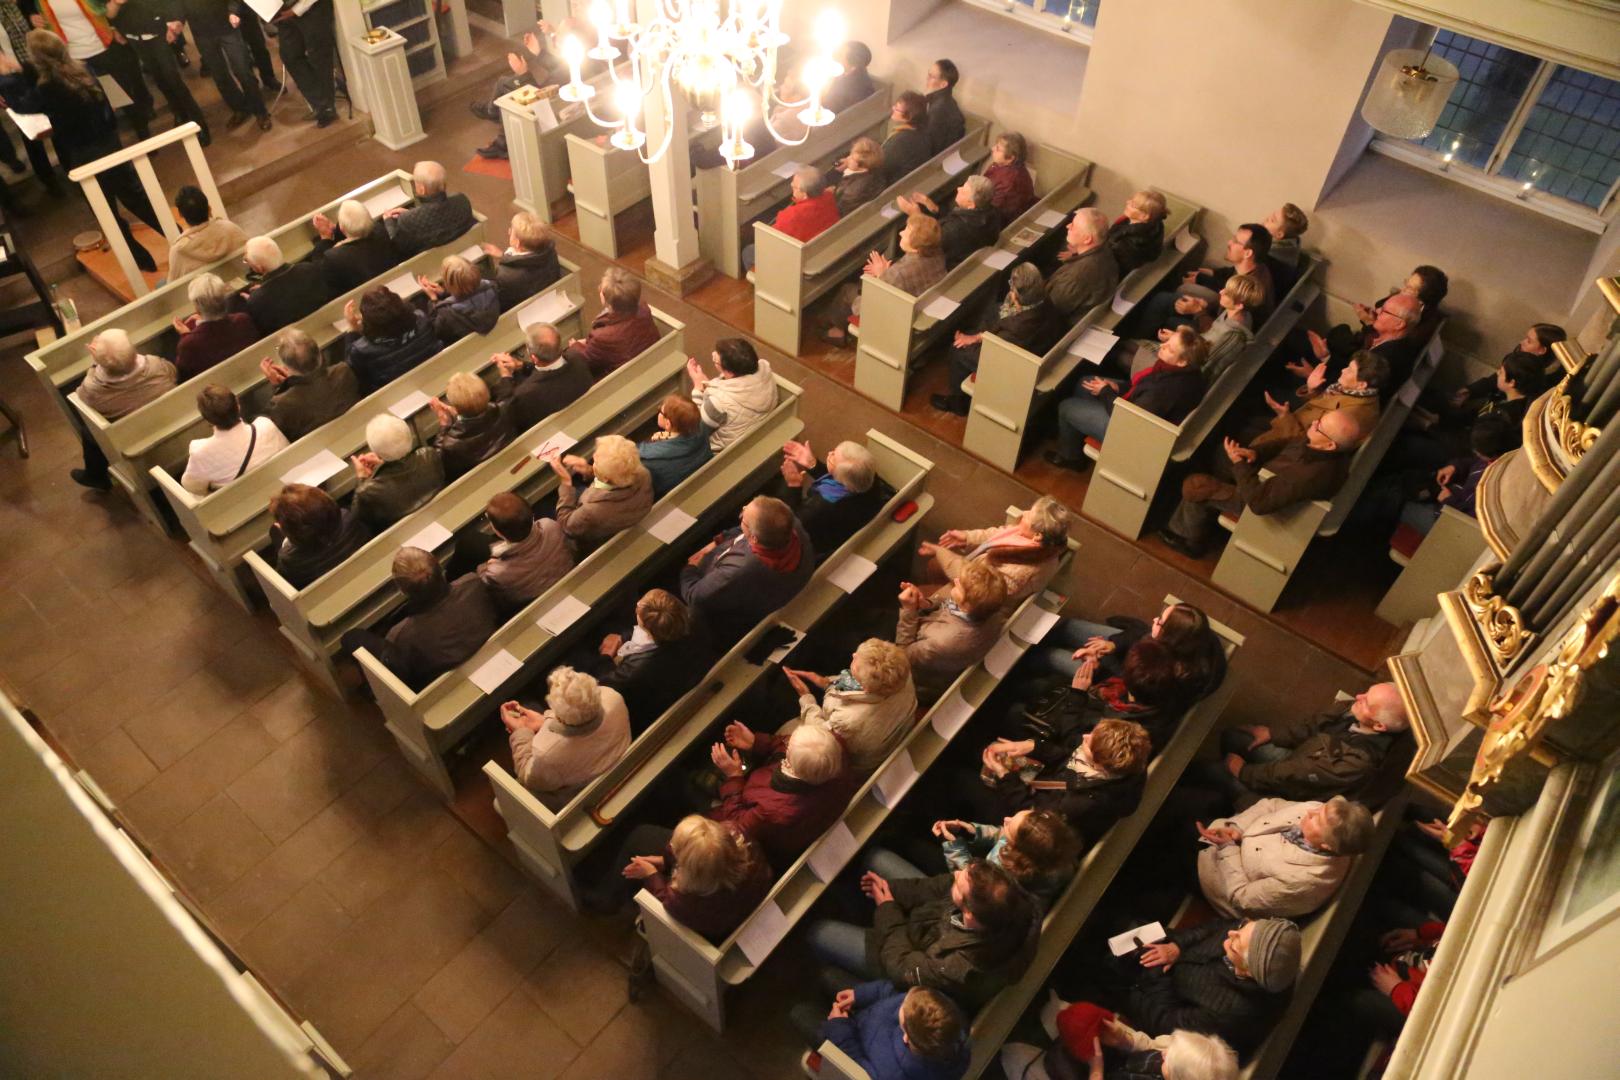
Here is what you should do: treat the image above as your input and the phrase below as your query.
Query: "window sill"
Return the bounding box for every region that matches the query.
[1368,139,1612,235]
[953,0,1095,47]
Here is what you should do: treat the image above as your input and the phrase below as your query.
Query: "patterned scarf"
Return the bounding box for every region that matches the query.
[830,668,863,693]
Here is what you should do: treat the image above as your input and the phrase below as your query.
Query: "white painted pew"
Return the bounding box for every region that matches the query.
[565,133,656,259]
[1374,505,1488,627]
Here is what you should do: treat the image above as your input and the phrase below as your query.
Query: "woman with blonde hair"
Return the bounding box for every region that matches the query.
[429,371,513,481]
[782,638,917,773]
[919,495,1071,607]
[828,135,887,215]
[548,432,654,554]
[824,213,946,345]
[602,815,772,941]
[423,254,501,343]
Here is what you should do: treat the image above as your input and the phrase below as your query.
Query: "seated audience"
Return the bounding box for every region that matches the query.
[1199,274,1263,381]
[343,286,441,395]
[822,41,877,114]
[1047,326,1209,470]
[429,372,512,481]
[882,91,933,183]
[381,160,477,257]
[977,716,1153,842]
[71,329,179,490]
[1333,265,1448,353]
[1196,796,1376,919]
[783,638,917,774]
[493,322,593,433]
[174,272,259,380]
[1132,225,1272,338]
[351,414,446,530]
[481,212,563,310]
[1516,321,1568,377]
[778,438,885,555]
[799,984,968,1080]
[710,723,852,869]
[918,495,1071,607]
[898,174,999,270]
[166,184,248,280]
[590,588,709,728]
[1264,202,1309,271]
[1048,208,1120,319]
[1302,291,1423,389]
[1394,412,1516,538]
[500,665,631,807]
[934,263,1065,415]
[1187,224,1274,318]
[931,808,1080,901]
[469,23,569,158]
[345,547,499,689]
[680,495,816,642]
[566,267,661,378]
[242,235,330,336]
[1122,917,1301,1056]
[268,483,371,589]
[421,255,501,343]
[1000,1014,1239,1080]
[1023,602,1227,706]
[180,384,289,494]
[1403,347,1543,469]
[548,434,655,554]
[639,395,713,498]
[308,199,400,294]
[688,337,780,451]
[923,58,965,153]
[1157,409,1363,558]
[983,131,1036,224]
[829,137,888,216]
[1108,189,1168,276]
[476,491,572,614]
[825,214,947,345]
[260,328,361,442]
[691,72,810,170]
[1250,350,1388,456]
[895,562,1008,699]
[597,816,772,942]
[769,166,842,244]
[804,858,1038,1009]
[1213,682,1409,807]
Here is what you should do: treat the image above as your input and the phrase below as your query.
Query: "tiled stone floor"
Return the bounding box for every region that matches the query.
[1,76,1383,1079]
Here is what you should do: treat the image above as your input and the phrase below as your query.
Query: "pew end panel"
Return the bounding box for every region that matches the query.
[566,133,654,258]
[1375,506,1486,627]
[485,760,576,904]
[751,222,811,355]
[1081,399,1181,540]
[66,391,171,535]
[499,90,599,223]
[963,316,1091,474]
[849,274,920,411]
[243,547,348,698]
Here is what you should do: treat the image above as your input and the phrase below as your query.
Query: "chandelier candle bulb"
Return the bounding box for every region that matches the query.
[588,1,619,60]
[559,36,595,101]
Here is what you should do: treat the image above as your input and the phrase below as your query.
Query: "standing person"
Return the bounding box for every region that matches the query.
[103,0,211,144]
[180,0,272,131]
[28,0,155,138]
[922,58,964,153]
[272,0,337,127]
[0,11,63,193]
[9,32,164,272]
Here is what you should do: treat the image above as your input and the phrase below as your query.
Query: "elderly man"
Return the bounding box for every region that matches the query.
[481,212,562,310]
[1302,290,1425,391]
[680,495,815,642]
[70,329,178,490]
[308,200,401,294]
[260,328,360,442]
[566,267,661,378]
[476,491,572,613]
[381,161,477,258]
[242,236,331,336]
[740,167,841,271]
[1249,350,1389,456]
[1157,409,1363,559]
[899,174,999,270]
[1047,207,1120,319]
[1130,223,1275,338]
[1213,683,1410,807]
[350,415,445,531]
[493,322,592,432]
[777,437,884,554]
[340,548,499,690]
[1195,796,1376,919]
[934,263,1065,415]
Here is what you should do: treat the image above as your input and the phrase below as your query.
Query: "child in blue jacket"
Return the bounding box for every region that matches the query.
[811,982,970,1080]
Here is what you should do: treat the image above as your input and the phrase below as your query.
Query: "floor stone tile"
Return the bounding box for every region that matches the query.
[431,823,526,919]
[121,713,280,836]
[71,727,158,803]
[122,665,254,769]
[237,879,356,988]
[427,984,581,1080]
[522,937,630,1046]
[204,798,371,940]
[315,790,462,919]
[412,890,566,1043]
[150,791,274,902]
[226,712,392,843]
[349,1002,456,1080]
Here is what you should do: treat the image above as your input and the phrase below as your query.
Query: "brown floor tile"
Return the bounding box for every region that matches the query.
[237,879,357,989]
[150,791,275,901]
[349,1002,457,1080]
[315,790,462,918]
[522,937,630,1046]
[121,713,280,837]
[122,665,255,769]
[412,890,567,1043]
[431,824,526,919]
[71,727,158,803]
[556,1000,683,1080]
[427,983,581,1080]
[226,711,392,844]
[249,671,356,744]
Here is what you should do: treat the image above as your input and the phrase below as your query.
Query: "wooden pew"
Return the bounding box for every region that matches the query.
[1211,327,1447,612]
[565,133,656,259]
[1374,505,1487,627]
[696,83,894,279]
[357,370,807,798]
[485,431,935,907]
[152,267,587,610]
[497,64,633,225]
[24,171,420,429]
[70,221,491,533]
[750,119,993,356]
[241,312,685,698]
[634,506,1082,1032]
[851,144,1094,412]
[1080,255,1324,539]
[814,597,1247,1079]
[961,191,1204,474]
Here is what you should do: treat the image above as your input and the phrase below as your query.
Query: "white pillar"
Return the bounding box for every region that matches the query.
[350,29,427,151]
[634,0,712,295]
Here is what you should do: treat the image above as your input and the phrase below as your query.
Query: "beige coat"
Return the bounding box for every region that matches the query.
[77,355,178,421]
[896,601,1005,699]
[555,468,653,553]
[509,687,631,809]
[798,675,919,774]
[166,218,249,280]
[934,526,1062,608]
[1197,798,1350,919]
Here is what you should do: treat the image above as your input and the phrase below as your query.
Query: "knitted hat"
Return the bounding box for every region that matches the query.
[1055,1001,1115,1061]
[1246,918,1302,992]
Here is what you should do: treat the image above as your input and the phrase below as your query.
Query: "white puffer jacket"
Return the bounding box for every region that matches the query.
[694,359,778,451]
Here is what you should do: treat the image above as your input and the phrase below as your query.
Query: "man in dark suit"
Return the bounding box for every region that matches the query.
[481,212,562,310]
[934,263,1066,415]
[381,160,477,258]
[306,200,402,294]
[777,438,887,556]
[923,58,966,154]
[491,322,593,433]
[242,236,332,336]
[680,496,815,643]
[589,589,712,732]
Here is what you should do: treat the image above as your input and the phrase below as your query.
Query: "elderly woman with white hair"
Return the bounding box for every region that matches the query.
[1000,1015,1239,1080]
[778,638,916,774]
[778,437,885,554]
[919,495,1072,607]
[242,234,332,336]
[308,198,401,294]
[897,173,1000,269]
[350,414,446,531]
[71,328,178,490]
[428,371,512,481]
[547,433,654,555]
[711,721,854,869]
[172,272,259,381]
[1049,206,1121,319]
[382,160,477,258]
[500,666,631,809]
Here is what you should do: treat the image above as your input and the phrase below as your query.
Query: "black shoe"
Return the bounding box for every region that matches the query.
[930,393,969,416]
[225,111,251,130]
[315,111,337,128]
[475,140,508,160]
[469,100,497,121]
[70,468,111,492]
[1155,529,1206,559]
[197,126,212,147]
[256,114,273,131]
[1043,449,1088,471]
[261,76,283,91]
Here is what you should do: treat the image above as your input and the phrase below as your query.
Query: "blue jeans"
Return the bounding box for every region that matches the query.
[1023,619,1120,681]
[1056,391,1115,461]
[803,848,928,980]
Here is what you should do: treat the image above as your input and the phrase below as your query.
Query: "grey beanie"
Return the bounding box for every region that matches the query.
[1245,918,1301,992]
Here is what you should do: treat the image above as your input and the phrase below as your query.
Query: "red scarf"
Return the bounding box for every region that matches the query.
[1091,676,1151,715]
[750,528,802,574]
[1124,360,1174,402]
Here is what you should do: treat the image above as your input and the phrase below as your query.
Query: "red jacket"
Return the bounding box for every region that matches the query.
[711,730,857,870]
[985,162,1036,222]
[569,303,661,378]
[772,189,841,243]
